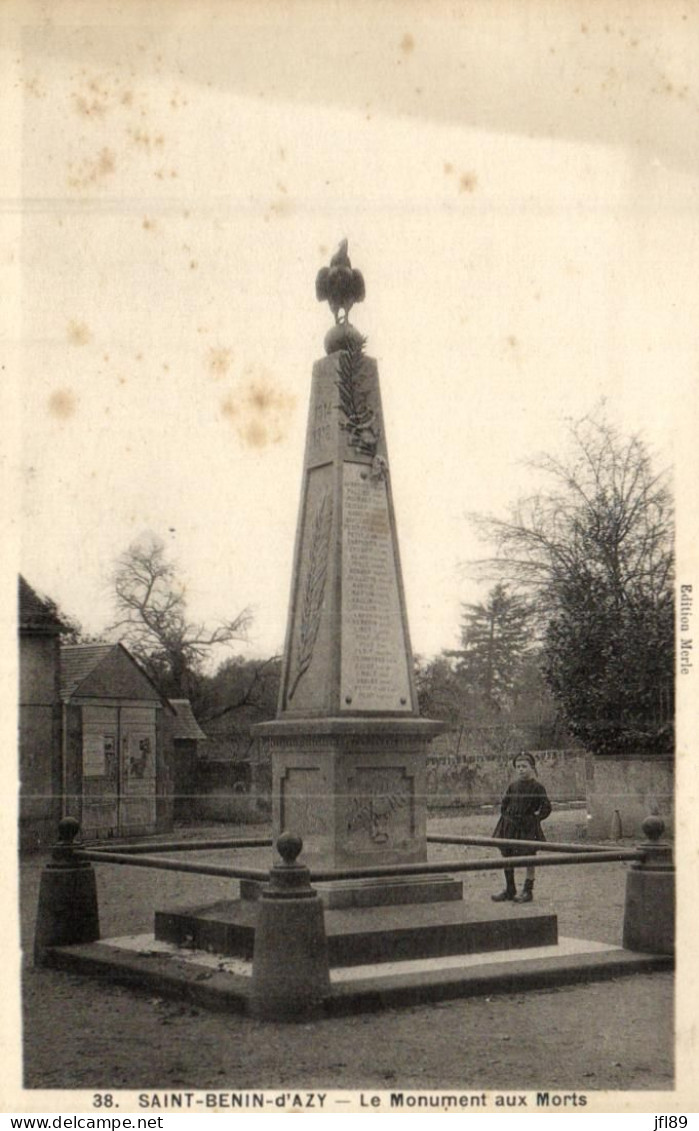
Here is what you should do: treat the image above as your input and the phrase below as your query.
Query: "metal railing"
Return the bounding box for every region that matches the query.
[34,815,674,1015]
[76,848,270,881]
[81,836,273,856]
[427,832,615,854]
[75,829,646,884]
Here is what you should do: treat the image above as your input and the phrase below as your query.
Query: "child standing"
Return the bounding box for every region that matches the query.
[491,752,552,903]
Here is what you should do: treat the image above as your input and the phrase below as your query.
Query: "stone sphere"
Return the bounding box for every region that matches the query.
[324,322,365,355]
[641,814,665,842]
[276,831,303,864]
[57,816,81,843]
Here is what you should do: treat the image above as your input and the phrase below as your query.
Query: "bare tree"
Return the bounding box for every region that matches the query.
[469,414,674,755]
[201,654,281,725]
[471,415,672,609]
[108,534,252,702]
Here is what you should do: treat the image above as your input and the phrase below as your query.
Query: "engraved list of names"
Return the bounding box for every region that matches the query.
[340,462,412,711]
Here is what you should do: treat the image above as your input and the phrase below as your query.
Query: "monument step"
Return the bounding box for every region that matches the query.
[43,936,672,1020]
[154,898,558,968]
[240,873,464,910]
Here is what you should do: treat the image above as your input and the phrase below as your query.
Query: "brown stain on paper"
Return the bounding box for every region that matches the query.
[265,197,293,221]
[128,128,165,153]
[72,77,110,119]
[48,388,77,420]
[459,171,478,193]
[71,74,138,120]
[23,75,46,99]
[67,147,116,189]
[67,320,92,346]
[504,335,524,367]
[220,371,296,448]
[443,164,478,193]
[208,348,233,379]
[68,71,173,189]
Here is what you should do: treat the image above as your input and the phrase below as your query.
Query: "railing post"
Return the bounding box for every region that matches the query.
[622,815,674,955]
[250,833,330,1021]
[34,818,100,966]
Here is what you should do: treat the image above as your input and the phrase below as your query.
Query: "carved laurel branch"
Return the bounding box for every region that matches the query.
[336,336,381,457]
[347,789,410,839]
[287,490,333,700]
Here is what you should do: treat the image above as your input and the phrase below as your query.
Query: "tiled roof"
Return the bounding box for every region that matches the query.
[169,699,207,741]
[18,576,65,633]
[60,644,115,699]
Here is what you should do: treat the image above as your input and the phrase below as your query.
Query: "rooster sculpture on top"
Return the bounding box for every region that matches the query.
[315,239,366,324]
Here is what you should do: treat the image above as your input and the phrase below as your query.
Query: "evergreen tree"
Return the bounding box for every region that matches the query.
[452,583,534,709]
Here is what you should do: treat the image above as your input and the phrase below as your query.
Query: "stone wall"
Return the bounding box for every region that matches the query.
[586,755,674,839]
[184,738,585,826]
[192,758,269,822]
[426,731,587,811]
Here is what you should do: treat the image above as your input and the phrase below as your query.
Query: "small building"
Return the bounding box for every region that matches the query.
[18,577,65,851]
[61,643,175,840]
[167,698,207,823]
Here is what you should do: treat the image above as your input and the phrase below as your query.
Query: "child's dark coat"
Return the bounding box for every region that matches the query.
[492,777,552,856]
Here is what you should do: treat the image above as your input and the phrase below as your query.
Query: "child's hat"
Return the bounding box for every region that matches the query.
[512,751,536,768]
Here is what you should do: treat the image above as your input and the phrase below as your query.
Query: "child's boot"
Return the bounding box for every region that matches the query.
[491,868,516,901]
[513,878,534,903]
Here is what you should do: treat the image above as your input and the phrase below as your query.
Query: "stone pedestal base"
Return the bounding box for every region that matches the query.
[254,717,446,871]
[241,873,463,910]
[155,898,558,967]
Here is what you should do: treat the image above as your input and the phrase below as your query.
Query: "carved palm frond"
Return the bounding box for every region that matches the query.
[336,336,380,456]
[287,491,333,700]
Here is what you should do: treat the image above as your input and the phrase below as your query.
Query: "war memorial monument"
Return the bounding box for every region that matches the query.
[33,245,673,1021]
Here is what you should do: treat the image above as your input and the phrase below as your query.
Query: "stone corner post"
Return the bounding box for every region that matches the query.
[622,814,674,955]
[34,817,100,966]
[250,832,330,1021]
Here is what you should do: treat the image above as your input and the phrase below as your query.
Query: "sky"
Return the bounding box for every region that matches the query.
[5,0,699,665]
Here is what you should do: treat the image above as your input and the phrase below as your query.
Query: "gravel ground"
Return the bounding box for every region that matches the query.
[19,810,673,1094]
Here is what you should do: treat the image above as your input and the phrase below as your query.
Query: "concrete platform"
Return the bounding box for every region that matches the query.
[154,898,558,967]
[42,933,673,1017]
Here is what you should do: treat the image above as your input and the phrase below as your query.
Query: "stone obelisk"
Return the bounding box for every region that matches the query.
[255,244,450,896]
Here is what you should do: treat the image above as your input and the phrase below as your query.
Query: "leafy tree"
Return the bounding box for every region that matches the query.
[508,652,572,748]
[33,594,104,646]
[470,414,674,755]
[415,646,571,756]
[414,653,469,725]
[451,583,534,709]
[46,603,84,644]
[543,575,673,755]
[107,534,252,708]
